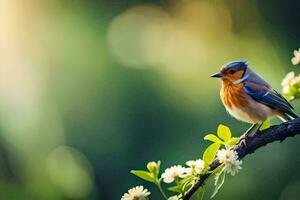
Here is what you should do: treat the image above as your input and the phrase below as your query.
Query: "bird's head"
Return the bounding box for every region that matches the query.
[211,61,248,83]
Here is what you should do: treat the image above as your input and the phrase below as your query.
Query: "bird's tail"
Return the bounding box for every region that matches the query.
[278,111,298,122]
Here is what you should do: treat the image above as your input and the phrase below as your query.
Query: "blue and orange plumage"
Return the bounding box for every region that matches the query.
[211,61,297,134]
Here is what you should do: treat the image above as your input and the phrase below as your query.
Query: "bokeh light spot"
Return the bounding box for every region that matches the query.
[46,146,94,199]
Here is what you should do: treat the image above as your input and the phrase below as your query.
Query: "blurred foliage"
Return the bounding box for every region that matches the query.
[0,0,300,199]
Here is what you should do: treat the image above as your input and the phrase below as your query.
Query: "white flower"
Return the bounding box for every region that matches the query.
[121,186,150,200]
[283,85,290,94]
[291,49,300,65]
[224,159,243,176]
[281,72,295,87]
[217,149,242,176]
[185,159,205,175]
[168,195,182,200]
[217,149,238,164]
[291,75,300,85]
[161,165,188,183]
[281,71,300,99]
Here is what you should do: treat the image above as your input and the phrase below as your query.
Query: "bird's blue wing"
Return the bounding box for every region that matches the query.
[244,83,297,118]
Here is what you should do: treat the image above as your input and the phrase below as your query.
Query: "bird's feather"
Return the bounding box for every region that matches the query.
[244,82,298,118]
[243,67,270,88]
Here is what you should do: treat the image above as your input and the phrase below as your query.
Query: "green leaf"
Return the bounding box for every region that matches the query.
[226,137,239,149]
[259,120,271,131]
[168,185,182,193]
[203,143,221,165]
[179,176,194,185]
[157,160,161,171]
[211,171,226,198]
[191,187,205,200]
[217,124,231,142]
[181,177,195,193]
[130,170,155,183]
[168,176,194,193]
[204,134,222,143]
[182,181,193,194]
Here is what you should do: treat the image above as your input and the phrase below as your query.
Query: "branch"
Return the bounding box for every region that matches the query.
[183,118,300,200]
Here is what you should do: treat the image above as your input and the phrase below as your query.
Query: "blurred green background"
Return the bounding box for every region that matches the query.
[1,0,300,199]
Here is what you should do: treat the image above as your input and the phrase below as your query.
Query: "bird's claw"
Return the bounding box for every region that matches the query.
[237,133,249,147]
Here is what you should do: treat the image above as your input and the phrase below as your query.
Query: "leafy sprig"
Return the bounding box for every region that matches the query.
[127,124,240,200]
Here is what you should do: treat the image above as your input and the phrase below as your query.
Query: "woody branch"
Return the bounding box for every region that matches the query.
[183,117,300,200]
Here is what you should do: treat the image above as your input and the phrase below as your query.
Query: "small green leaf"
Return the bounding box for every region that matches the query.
[191,186,205,200]
[182,181,193,193]
[203,143,221,165]
[259,120,271,131]
[168,185,182,193]
[179,176,194,185]
[204,134,223,143]
[130,170,155,183]
[157,160,161,171]
[226,137,239,148]
[181,176,194,192]
[217,124,231,142]
[167,176,194,193]
[211,171,226,198]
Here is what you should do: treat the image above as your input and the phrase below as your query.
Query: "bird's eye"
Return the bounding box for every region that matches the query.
[230,70,235,75]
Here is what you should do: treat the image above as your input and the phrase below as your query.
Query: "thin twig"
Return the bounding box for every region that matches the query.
[183,118,300,200]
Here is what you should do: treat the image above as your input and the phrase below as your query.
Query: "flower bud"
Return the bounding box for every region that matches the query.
[147,161,158,173]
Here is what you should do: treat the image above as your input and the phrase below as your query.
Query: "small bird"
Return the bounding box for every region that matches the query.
[211,61,298,135]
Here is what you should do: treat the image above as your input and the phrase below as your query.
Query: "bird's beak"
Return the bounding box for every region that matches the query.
[210,72,223,78]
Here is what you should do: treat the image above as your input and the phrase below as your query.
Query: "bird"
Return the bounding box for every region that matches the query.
[211,61,298,136]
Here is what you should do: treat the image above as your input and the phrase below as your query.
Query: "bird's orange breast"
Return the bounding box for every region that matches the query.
[220,81,247,109]
[220,80,275,123]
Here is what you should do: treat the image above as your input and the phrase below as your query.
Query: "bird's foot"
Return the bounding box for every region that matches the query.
[237,132,250,147]
[237,123,261,146]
